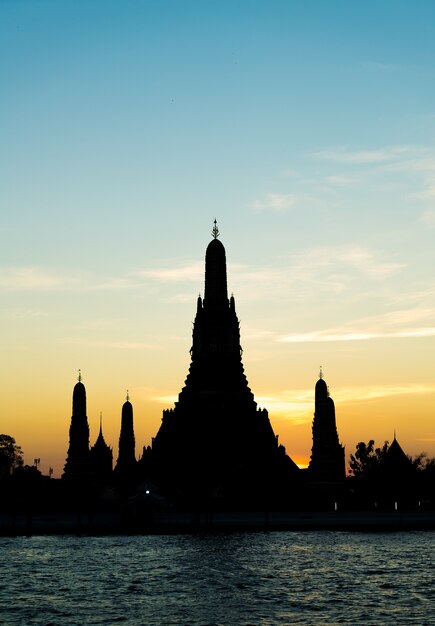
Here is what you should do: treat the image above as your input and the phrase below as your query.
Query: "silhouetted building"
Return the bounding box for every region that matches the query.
[382,434,415,503]
[114,392,137,484]
[63,371,92,481]
[308,369,345,483]
[150,222,299,503]
[384,435,412,475]
[90,413,113,485]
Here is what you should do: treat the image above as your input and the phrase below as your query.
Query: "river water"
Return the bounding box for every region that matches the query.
[1,531,434,625]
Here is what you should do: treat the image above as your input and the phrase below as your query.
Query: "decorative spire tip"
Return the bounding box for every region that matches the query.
[212,219,220,239]
[78,369,82,383]
[319,366,323,380]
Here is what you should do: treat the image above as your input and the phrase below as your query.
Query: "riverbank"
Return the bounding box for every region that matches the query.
[1,509,435,535]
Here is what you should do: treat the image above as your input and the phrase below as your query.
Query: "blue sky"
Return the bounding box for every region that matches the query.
[1,0,435,473]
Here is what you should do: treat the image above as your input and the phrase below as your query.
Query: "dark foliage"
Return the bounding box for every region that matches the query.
[349,440,389,479]
[0,434,24,478]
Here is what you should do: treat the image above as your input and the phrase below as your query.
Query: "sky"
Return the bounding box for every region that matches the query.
[1,0,435,477]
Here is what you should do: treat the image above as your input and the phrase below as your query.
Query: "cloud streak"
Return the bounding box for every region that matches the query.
[280,308,435,344]
[250,193,297,212]
[334,384,435,404]
[0,267,79,290]
[311,144,435,228]
[64,338,163,351]
[248,383,435,425]
[134,262,203,283]
[313,145,431,165]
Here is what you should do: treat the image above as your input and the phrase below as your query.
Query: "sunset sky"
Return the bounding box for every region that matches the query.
[1,0,435,477]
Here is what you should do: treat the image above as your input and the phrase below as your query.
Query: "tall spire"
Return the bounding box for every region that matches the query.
[151,223,300,502]
[63,373,91,480]
[204,220,228,307]
[115,393,136,481]
[309,371,345,483]
[90,410,113,485]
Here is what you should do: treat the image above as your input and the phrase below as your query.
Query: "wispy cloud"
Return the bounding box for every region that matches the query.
[312,144,435,228]
[0,262,204,293]
[362,61,435,78]
[96,276,139,290]
[362,61,405,72]
[228,245,403,304]
[334,384,435,403]
[256,390,313,424]
[313,145,430,164]
[250,193,297,212]
[314,148,393,164]
[0,267,79,290]
[280,308,435,344]
[325,174,359,187]
[152,394,178,405]
[2,307,48,320]
[64,338,163,350]
[415,182,435,228]
[134,262,203,282]
[421,209,435,227]
[296,246,403,280]
[246,383,435,424]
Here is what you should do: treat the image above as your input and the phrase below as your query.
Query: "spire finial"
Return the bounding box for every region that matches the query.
[126,389,130,402]
[319,366,323,379]
[78,369,82,383]
[100,411,103,434]
[212,219,219,239]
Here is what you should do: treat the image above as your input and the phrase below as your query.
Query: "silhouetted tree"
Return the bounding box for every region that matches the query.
[13,464,42,480]
[0,434,24,478]
[349,440,389,480]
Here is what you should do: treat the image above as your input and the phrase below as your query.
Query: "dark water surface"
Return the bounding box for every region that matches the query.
[1,531,434,625]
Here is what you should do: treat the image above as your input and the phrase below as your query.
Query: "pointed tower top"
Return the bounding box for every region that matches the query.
[126,389,130,402]
[78,369,82,383]
[99,411,103,435]
[204,220,228,306]
[212,219,220,239]
[319,366,323,379]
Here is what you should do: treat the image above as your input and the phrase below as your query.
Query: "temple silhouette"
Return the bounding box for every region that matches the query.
[149,221,299,504]
[3,223,435,534]
[63,371,93,481]
[308,368,345,483]
[61,224,350,506]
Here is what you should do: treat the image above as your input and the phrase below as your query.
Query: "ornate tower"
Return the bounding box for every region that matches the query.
[90,413,113,485]
[308,369,345,482]
[151,222,298,501]
[114,392,137,482]
[63,371,92,480]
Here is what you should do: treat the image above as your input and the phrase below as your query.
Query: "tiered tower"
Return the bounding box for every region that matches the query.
[151,222,298,501]
[114,392,137,483]
[63,371,91,480]
[308,369,345,483]
[90,413,113,485]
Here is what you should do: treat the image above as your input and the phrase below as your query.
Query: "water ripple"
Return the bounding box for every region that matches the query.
[0,531,434,624]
